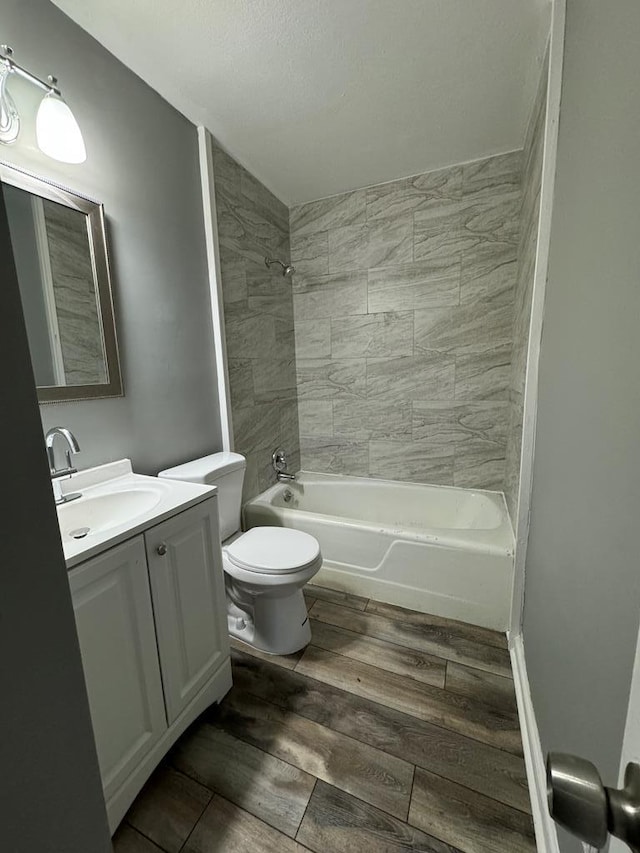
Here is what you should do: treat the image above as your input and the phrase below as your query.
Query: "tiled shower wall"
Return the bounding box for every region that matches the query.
[504,50,550,519]
[289,152,522,490]
[213,143,300,500]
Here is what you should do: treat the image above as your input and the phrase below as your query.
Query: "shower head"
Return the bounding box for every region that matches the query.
[265,257,295,277]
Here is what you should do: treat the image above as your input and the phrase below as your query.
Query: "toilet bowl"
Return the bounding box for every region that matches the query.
[158,452,322,655]
[224,526,321,654]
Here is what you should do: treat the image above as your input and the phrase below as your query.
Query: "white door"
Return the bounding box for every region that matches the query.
[145,498,230,724]
[70,536,167,802]
[609,627,640,853]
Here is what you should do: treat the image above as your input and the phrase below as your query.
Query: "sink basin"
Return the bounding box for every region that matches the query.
[54,460,215,566]
[57,487,163,540]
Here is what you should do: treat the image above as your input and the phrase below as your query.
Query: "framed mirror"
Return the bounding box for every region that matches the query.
[0,163,122,402]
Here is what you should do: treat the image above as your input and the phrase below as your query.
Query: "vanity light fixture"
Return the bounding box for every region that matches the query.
[0,44,86,164]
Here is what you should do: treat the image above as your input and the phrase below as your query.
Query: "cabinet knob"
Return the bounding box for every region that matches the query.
[156,543,168,556]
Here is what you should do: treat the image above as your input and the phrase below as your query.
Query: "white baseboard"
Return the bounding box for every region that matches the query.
[510,634,561,853]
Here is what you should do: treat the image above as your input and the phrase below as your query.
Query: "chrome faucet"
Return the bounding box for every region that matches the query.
[45,427,82,505]
[272,447,296,483]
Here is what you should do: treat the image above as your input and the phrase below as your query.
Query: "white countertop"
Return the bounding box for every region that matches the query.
[57,459,216,570]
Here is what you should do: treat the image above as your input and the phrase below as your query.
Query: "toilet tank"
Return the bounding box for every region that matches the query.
[158,452,246,540]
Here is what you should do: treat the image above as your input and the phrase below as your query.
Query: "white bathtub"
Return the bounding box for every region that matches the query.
[243,471,515,631]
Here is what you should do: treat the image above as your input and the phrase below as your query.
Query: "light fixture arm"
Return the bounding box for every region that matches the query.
[1,45,61,96]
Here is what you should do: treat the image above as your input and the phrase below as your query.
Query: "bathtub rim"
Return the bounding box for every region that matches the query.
[244,469,515,557]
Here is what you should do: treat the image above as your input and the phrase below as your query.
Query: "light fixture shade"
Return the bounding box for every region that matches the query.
[36,92,86,164]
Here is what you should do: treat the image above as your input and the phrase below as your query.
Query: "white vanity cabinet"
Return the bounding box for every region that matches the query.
[69,536,167,804]
[68,494,231,833]
[145,500,229,724]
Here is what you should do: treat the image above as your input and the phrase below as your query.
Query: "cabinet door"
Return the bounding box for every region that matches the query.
[145,498,230,723]
[69,537,167,803]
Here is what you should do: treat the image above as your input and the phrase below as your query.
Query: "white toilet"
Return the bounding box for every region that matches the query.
[158,452,322,655]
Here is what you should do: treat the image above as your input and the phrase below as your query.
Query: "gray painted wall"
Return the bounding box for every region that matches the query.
[2,0,221,474]
[212,143,299,501]
[0,187,112,853]
[289,153,522,489]
[523,3,640,851]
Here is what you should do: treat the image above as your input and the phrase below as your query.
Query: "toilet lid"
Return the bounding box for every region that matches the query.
[225,527,321,575]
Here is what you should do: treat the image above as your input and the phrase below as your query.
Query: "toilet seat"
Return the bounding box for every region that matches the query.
[225,526,321,575]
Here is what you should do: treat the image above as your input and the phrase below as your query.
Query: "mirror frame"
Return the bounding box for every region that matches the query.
[0,163,123,403]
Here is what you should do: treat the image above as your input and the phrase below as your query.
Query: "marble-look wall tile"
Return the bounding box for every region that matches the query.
[368,263,460,313]
[293,271,368,320]
[212,145,241,194]
[224,310,277,360]
[253,355,298,402]
[297,359,367,401]
[298,401,333,436]
[503,50,549,520]
[300,436,369,476]
[275,315,296,359]
[413,202,468,271]
[213,142,299,500]
[369,440,454,485]
[412,401,507,445]
[228,359,254,410]
[290,151,523,489]
[328,225,369,273]
[331,312,413,359]
[460,243,517,305]
[217,188,286,270]
[504,389,524,510]
[366,166,462,222]
[460,193,521,249]
[366,354,455,402]
[290,190,366,236]
[455,346,512,401]
[244,447,282,501]
[367,216,413,267]
[242,451,259,502]
[411,402,508,490]
[240,168,289,233]
[334,397,412,440]
[414,301,513,356]
[233,401,281,454]
[462,151,522,202]
[279,401,300,456]
[454,441,506,490]
[294,319,331,359]
[290,231,329,277]
[221,267,247,305]
[247,271,294,318]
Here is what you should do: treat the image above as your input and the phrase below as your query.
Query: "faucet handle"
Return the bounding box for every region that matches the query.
[272,447,288,474]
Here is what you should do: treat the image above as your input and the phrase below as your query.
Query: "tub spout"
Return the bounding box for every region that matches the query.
[277,471,296,482]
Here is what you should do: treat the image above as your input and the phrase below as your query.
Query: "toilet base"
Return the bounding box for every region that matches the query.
[227,587,312,656]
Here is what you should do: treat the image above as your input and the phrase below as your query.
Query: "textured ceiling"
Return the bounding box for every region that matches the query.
[52,0,550,204]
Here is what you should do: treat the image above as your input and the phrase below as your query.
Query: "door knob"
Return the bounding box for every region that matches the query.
[547,752,640,851]
[156,543,167,556]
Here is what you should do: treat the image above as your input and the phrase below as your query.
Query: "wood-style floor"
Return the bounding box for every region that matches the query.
[113,585,535,853]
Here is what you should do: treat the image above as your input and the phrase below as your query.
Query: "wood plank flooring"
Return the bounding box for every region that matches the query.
[113,585,535,853]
